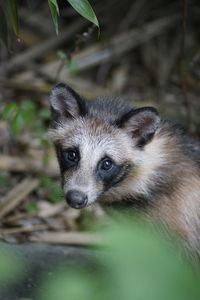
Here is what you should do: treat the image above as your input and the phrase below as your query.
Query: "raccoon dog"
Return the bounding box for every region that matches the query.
[49,83,200,255]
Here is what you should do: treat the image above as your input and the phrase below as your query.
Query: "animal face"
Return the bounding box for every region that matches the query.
[49,84,160,209]
[51,117,135,208]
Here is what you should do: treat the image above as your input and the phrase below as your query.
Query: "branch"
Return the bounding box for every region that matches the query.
[0,177,40,219]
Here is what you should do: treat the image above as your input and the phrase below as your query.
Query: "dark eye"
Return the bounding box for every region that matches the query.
[66,149,79,162]
[101,158,113,171]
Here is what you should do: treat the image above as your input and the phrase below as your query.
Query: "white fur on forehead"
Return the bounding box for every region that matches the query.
[49,118,108,142]
[48,117,83,143]
[49,117,134,161]
[48,122,73,143]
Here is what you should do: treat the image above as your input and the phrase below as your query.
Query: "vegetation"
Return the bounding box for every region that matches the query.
[1,217,200,300]
[0,0,99,46]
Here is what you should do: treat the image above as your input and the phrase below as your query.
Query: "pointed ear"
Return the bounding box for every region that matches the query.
[50,83,88,124]
[116,107,160,148]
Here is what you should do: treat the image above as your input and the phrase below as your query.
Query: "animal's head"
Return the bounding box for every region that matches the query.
[49,83,160,209]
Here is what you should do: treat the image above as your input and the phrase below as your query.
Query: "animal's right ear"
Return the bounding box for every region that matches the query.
[50,83,88,124]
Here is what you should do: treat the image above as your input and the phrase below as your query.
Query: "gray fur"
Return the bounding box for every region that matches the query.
[88,97,133,123]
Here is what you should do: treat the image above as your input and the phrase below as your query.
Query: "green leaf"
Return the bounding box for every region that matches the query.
[20,100,36,126]
[48,0,59,35]
[0,5,8,47]
[18,298,33,300]
[0,245,25,284]
[2,102,18,120]
[39,108,51,120]
[41,176,63,203]
[5,0,19,36]
[12,112,25,136]
[103,219,200,300]
[39,269,96,300]
[67,60,78,75]
[57,50,67,60]
[67,0,99,28]
[49,0,59,13]
[26,202,38,214]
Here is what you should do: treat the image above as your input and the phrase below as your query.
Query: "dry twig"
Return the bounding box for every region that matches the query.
[0,224,48,235]
[37,201,66,218]
[0,155,59,176]
[29,231,101,246]
[0,177,40,219]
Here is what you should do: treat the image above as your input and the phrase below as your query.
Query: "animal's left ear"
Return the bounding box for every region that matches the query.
[117,107,160,147]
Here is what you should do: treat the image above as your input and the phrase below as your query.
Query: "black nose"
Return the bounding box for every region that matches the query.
[65,190,88,209]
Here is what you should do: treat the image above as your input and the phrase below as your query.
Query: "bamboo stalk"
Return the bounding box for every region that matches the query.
[0,155,59,176]
[0,224,48,235]
[0,177,40,219]
[29,231,101,246]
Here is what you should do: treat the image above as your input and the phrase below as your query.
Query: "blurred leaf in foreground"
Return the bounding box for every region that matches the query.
[17,298,32,300]
[38,217,200,300]
[0,244,25,285]
[39,269,101,300]
[103,218,200,300]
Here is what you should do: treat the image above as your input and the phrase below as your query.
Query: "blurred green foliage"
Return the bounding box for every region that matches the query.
[0,245,25,286]
[25,202,38,214]
[38,218,200,300]
[2,100,50,146]
[0,0,99,45]
[0,217,200,299]
[2,99,65,203]
[41,176,63,203]
[0,174,12,189]
[57,50,78,75]
[3,100,37,136]
[67,60,78,75]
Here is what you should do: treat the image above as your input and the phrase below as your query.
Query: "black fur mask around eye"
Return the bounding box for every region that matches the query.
[100,158,113,171]
[60,148,80,169]
[66,149,79,162]
[97,157,117,182]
